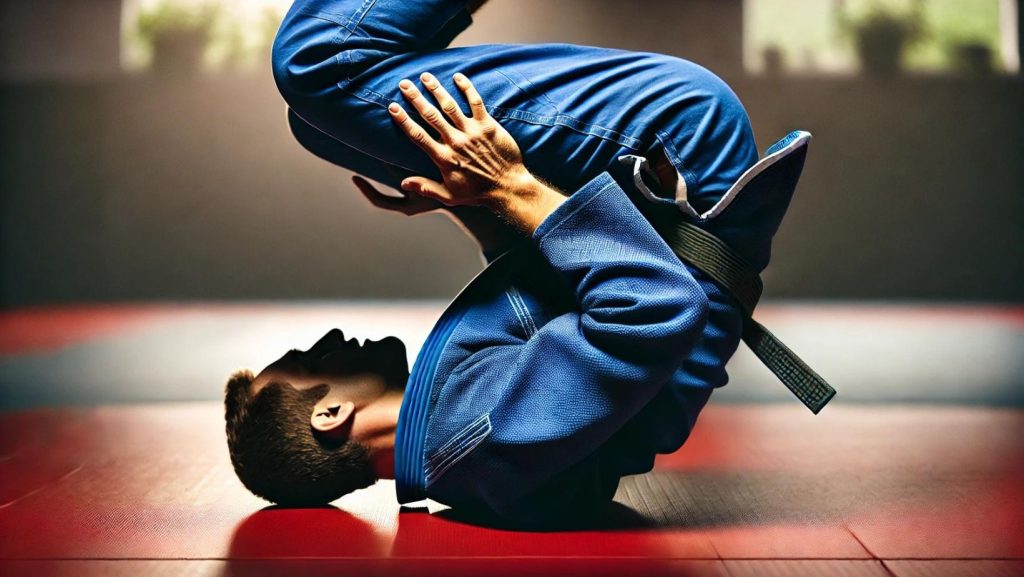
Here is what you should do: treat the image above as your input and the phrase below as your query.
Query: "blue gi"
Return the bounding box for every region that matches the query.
[273,0,763,521]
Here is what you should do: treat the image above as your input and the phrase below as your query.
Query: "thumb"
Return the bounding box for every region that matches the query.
[401,177,453,204]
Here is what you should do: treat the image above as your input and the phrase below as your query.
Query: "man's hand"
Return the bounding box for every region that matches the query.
[351,175,445,216]
[389,72,529,207]
[353,174,522,255]
[389,72,566,234]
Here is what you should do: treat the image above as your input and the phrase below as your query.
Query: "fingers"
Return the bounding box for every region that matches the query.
[401,176,454,205]
[353,175,404,211]
[419,73,468,129]
[353,175,443,216]
[399,79,456,141]
[454,73,488,120]
[388,102,445,158]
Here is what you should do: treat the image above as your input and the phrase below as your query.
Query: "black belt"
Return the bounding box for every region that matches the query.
[658,217,836,414]
[618,148,835,414]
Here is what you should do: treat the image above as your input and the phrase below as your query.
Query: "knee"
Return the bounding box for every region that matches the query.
[270,12,346,109]
[663,58,744,115]
[667,58,756,156]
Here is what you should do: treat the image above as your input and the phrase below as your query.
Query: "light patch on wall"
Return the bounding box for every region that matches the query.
[744,0,1020,75]
[121,0,291,72]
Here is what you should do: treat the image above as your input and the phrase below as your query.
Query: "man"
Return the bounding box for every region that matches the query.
[225,0,831,523]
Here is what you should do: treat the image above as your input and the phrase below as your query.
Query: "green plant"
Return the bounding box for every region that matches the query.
[137,2,219,42]
[837,2,927,75]
[136,2,221,72]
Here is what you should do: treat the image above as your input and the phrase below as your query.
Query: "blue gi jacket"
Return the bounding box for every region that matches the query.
[394,172,743,522]
[272,0,761,521]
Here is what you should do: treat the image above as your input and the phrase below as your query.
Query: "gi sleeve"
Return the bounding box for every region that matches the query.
[426,172,709,521]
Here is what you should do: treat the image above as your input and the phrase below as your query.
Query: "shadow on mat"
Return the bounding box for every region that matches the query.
[216,466,967,575]
[435,466,959,531]
[222,466,957,559]
[609,468,950,528]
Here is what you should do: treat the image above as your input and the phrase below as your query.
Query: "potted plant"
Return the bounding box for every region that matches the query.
[951,41,994,75]
[137,2,219,75]
[839,2,925,76]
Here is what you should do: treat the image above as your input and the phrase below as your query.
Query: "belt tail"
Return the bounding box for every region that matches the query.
[741,317,836,414]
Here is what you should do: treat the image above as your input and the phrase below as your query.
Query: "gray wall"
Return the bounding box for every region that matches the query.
[0,0,123,82]
[1,0,1021,305]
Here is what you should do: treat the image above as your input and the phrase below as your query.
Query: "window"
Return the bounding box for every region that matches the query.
[121,0,291,72]
[744,0,1020,75]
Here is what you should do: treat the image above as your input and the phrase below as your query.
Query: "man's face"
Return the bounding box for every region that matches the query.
[250,328,409,398]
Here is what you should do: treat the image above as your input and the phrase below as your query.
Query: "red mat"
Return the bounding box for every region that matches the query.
[0,306,181,357]
[1,403,1022,577]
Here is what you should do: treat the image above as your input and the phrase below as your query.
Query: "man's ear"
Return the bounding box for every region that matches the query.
[310,400,355,440]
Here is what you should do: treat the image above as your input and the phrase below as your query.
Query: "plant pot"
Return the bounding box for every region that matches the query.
[953,43,994,75]
[855,21,909,76]
[151,29,208,75]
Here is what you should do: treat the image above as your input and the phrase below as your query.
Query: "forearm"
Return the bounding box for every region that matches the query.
[483,172,567,236]
[446,205,523,257]
[447,170,566,261]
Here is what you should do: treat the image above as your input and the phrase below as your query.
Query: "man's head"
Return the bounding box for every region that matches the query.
[225,329,408,506]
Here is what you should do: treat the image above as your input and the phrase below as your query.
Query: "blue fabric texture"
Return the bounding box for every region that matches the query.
[393,300,467,504]
[273,0,761,521]
[417,172,712,520]
[272,0,758,216]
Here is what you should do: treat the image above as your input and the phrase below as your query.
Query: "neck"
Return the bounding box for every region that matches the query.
[351,389,404,479]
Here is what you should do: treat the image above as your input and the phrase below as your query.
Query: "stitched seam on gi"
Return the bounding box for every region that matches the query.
[338,86,643,154]
[295,0,374,40]
[426,412,490,468]
[490,106,643,149]
[515,287,538,336]
[344,0,377,39]
[505,286,537,338]
[487,67,642,148]
[505,290,530,338]
[654,129,700,196]
[287,13,352,76]
[500,67,561,110]
[537,182,617,252]
[294,12,359,34]
[493,69,559,115]
[293,7,373,82]
[425,413,492,486]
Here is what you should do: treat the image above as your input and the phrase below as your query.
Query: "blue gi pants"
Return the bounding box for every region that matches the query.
[271,0,758,213]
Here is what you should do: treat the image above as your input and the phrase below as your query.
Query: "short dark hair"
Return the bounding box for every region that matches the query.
[224,370,377,506]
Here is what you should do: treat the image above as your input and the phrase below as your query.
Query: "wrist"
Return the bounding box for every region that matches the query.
[447,205,521,252]
[485,169,566,235]
[483,168,538,210]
